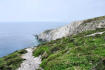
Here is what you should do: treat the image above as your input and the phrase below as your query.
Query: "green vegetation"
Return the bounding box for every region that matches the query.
[44,29,52,34]
[33,28,105,70]
[83,16,105,23]
[0,49,27,70]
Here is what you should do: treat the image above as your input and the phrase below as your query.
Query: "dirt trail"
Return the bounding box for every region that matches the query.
[17,48,42,70]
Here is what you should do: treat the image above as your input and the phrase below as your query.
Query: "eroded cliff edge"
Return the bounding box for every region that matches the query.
[36,16,105,41]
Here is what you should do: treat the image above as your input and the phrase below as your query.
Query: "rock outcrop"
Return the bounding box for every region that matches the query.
[36,16,105,42]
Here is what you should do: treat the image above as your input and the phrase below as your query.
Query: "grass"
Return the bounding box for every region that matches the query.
[44,29,52,34]
[0,49,27,70]
[33,28,105,70]
[82,16,105,23]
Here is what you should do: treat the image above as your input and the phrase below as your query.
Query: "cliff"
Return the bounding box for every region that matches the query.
[36,16,105,41]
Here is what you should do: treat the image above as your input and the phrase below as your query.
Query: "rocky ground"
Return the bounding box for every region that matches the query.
[86,31,105,37]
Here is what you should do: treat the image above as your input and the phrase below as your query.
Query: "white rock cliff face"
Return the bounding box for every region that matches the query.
[37,16,105,41]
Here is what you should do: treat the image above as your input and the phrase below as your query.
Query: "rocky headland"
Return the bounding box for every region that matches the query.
[36,16,105,42]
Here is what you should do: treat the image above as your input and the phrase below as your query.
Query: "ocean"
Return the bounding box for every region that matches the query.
[0,22,67,57]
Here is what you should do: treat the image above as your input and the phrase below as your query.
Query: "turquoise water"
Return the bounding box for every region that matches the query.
[0,22,67,57]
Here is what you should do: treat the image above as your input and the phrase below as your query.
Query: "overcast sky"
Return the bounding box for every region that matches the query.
[0,0,105,22]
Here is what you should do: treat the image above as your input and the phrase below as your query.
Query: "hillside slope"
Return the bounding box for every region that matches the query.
[36,16,105,41]
[33,28,105,70]
[0,49,27,70]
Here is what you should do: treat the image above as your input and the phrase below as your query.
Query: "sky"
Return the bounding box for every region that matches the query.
[0,0,105,22]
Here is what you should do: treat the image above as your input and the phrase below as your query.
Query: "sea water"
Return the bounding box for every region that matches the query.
[0,22,68,57]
